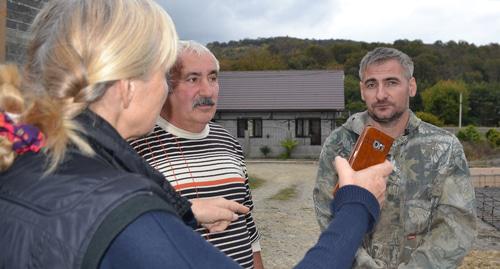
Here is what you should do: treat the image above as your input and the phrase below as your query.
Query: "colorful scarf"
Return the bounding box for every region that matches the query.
[0,112,45,154]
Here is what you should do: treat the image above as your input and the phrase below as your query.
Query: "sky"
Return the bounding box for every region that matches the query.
[157,0,500,46]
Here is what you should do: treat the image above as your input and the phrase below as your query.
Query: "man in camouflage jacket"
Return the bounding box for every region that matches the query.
[313,47,477,268]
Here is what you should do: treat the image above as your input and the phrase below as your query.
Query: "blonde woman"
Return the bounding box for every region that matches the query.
[0,0,391,268]
[0,0,244,267]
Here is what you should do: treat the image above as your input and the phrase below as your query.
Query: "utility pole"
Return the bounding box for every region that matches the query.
[459,92,462,129]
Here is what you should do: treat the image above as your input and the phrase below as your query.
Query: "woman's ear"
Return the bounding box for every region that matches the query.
[118,80,135,109]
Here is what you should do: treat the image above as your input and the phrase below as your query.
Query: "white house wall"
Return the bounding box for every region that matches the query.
[214,111,341,158]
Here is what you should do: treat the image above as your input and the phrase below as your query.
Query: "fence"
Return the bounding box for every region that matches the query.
[471,168,500,230]
[475,187,500,230]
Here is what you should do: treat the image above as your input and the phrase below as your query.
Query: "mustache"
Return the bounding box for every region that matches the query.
[372,101,394,108]
[193,97,215,107]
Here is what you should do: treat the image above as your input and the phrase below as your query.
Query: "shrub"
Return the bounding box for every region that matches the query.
[416,111,444,127]
[485,128,500,147]
[280,138,298,159]
[461,141,496,161]
[259,145,272,158]
[456,125,482,143]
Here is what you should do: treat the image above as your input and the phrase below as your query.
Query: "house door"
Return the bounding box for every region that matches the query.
[309,119,321,145]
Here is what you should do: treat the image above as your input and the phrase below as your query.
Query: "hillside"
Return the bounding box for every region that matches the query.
[208,37,500,126]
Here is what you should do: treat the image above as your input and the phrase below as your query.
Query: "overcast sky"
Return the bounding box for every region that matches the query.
[157,0,500,46]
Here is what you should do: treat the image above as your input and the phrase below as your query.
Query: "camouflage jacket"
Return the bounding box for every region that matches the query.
[313,111,477,269]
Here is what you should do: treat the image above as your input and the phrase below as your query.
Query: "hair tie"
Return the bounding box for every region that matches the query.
[0,112,45,154]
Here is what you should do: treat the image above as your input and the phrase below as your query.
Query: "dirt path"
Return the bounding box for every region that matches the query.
[247,161,500,269]
[248,161,319,269]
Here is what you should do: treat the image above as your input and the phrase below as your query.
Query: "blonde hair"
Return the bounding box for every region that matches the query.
[0,65,23,171]
[0,0,178,172]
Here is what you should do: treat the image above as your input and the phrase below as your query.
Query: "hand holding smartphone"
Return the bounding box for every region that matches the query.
[333,126,394,195]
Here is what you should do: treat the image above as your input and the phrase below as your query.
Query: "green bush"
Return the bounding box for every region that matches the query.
[485,128,500,147]
[416,111,444,127]
[259,145,272,158]
[280,138,298,159]
[456,125,482,143]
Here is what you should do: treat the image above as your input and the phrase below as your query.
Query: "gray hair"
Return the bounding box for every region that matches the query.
[167,40,220,90]
[178,40,220,71]
[358,47,414,80]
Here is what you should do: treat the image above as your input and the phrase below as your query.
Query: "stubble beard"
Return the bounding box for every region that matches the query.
[368,107,405,124]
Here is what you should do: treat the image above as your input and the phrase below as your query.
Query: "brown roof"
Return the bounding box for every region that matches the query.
[217,70,344,111]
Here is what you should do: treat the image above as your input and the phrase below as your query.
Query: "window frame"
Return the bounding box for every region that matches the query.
[295,118,310,138]
[237,118,262,138]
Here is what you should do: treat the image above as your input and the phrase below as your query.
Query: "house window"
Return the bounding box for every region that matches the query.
[296,118,310,137]
[237,118,262,138]
[296,118,321,145]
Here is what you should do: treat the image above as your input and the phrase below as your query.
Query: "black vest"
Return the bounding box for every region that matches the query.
[0,110,194,268]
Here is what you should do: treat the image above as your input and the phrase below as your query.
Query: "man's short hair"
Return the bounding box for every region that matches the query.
[167,40,219,90]
[358,47,414,80]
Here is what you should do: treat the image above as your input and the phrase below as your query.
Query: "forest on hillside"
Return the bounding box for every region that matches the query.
[208,37,500,127]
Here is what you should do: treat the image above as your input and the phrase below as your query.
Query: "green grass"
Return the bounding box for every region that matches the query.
[248,175,265,189]
[269,185,298,201]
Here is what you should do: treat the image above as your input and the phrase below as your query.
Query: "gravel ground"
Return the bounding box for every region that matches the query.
[246,161,500,269]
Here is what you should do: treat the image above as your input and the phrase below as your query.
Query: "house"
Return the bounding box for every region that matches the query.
[214,70,345,158]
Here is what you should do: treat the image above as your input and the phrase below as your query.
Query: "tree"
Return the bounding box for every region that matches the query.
[287,54,317,70]
[484,59,500,83]
[415,111,444,126]
[468,82,500,126]
[343,50,368,78]
[421,80,469,125]
[222,47,286,70]
[393,39,425,58]
[413,52,441,86]
[329,43,360,64]
[344,75,365,113]
[305,45,331,67]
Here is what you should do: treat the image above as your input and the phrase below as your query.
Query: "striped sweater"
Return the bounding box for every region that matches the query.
[130,118,260,269]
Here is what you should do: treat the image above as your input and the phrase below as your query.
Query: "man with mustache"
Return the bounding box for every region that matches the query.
[130,40,263,269]
[313,47,476,268]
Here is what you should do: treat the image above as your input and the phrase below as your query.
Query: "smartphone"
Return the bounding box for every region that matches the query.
[348,126,394,171]
[333,125,394,194]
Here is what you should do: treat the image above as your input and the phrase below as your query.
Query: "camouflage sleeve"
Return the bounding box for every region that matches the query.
[399,138,477,269]
[353,248,387,268]
[313,133,338,231]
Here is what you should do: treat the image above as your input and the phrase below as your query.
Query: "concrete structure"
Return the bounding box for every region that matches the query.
[471,167,500,187]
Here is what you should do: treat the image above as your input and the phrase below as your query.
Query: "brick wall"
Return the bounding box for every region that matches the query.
[4,0,48,63]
